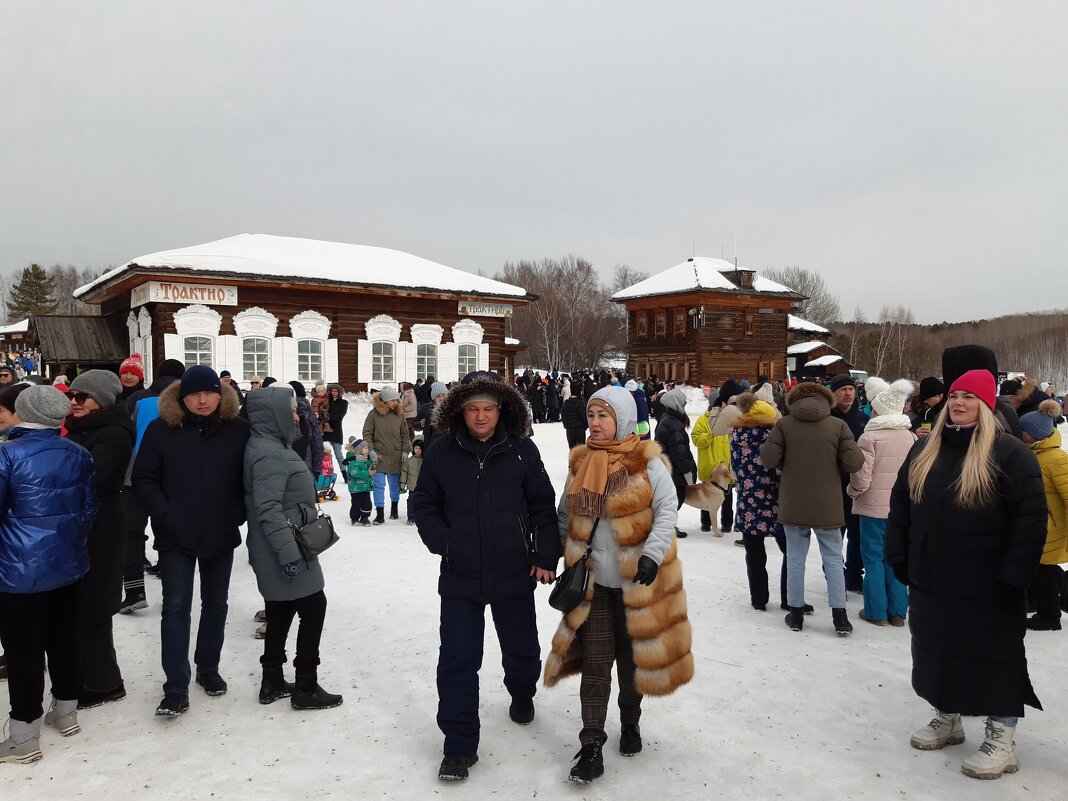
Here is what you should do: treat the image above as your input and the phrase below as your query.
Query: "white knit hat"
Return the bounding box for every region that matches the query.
[871,379,914,417]
[864,376,889,400]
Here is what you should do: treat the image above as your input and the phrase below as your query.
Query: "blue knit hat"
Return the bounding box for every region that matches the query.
[1019,400,1061,441]
[179,365,221,400]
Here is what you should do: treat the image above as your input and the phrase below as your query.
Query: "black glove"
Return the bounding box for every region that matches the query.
[633,555,658,586]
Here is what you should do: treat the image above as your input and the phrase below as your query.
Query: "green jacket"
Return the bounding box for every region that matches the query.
[344,452,374,493]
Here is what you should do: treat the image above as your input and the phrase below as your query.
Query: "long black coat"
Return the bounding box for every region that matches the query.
[65,404,135,619]
[885,428,1047,716]
[411,378,560,602]
[132,382,251,559]
[323,393,348,445]
[560,396,587,433]
[654,408,697,479]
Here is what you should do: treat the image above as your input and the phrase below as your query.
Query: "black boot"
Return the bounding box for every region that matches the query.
[259,667,295,705]
[291,672,343,710]
[619,724,642,756]
[569,743,604,783]
[372,507,385,526]
[785,607,805,631]
[832,607,853,636]
[389,502,399,520]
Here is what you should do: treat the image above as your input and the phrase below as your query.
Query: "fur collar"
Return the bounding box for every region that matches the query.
[371,393,403,416]
[568,440,663,478]
[786,382,833,407]
[731,413,777,429]
[157,380,241,427]
[435,378,532,438]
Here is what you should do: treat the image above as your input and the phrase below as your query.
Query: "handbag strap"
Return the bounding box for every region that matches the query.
[583,519,599,559]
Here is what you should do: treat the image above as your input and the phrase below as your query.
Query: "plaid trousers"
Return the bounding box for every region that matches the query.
[577,584,643,746]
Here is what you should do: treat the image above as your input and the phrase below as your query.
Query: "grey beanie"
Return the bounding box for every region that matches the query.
[430,381,448,399]
[69,369,122,408]
[587,386,638,438]
[15,385,71,428]
[379,386,400,403]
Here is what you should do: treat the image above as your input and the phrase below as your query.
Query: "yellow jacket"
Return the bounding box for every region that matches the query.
[1032,428,1068,565]
[691,410,732,483]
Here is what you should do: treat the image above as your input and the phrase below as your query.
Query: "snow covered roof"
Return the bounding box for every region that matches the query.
[504,337,521,345]
[0,318,29,334]
[787,314,830,334]
[74,234,527,300]
[806,355,844,367]
[787,340,828,354]
[611,257,802,301]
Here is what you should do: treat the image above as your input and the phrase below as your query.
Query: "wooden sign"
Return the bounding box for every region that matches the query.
[457,301,512,317]
[131,281,239,307]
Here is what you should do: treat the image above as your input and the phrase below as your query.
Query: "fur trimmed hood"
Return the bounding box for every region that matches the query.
[156,379,241,427]
[435,378,532,438]
[371,392,404,416]
[786,381,833,407]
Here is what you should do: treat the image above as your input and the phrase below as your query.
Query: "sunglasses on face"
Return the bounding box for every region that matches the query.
[66,391,92,404]
[250,381,261,386]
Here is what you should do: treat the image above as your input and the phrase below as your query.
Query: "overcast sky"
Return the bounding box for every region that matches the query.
[2,1,1065,324]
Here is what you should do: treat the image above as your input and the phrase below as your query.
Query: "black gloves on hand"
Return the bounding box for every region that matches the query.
[633,555,658,586]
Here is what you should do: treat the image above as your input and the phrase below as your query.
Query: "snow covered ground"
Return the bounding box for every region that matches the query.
[5,407,1066,801]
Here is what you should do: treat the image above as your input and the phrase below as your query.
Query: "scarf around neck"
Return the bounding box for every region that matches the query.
[864,413,912,432]
[566,433,641,517]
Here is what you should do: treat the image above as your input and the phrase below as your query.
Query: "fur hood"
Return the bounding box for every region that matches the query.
[435,378,532,438]
[157,379,241,427]
[370,392,404,416]
[786,382,834,407]
[1015,378,1039,405]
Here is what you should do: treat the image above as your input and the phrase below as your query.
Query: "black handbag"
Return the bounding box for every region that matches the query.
[289,506,340,561]
[548,520,598,613]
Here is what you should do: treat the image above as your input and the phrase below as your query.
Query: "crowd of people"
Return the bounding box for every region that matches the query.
[0,345,1063,786]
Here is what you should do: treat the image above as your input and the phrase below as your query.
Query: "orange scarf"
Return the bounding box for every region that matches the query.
[566,433,641,517]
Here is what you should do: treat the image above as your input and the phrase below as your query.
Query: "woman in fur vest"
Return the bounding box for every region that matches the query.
[544,386,692,784]
[885,370,1046,780]
[847,378,916,627]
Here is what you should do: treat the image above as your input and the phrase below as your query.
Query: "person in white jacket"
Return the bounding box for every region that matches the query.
[847,378,916,626]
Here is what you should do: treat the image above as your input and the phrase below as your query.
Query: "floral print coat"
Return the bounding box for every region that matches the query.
[729,413,780,537]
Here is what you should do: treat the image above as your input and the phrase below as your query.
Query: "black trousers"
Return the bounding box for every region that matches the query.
[0,583,81,722]
[122,489,150,591]
[1030,564,1064,623]
[578,585,642,746]
[721,485,734,532]
[77,618,122,693]
[841,509,863,589]
[262,590,328,673]
[743,530,788,608]
[436,592,541,756]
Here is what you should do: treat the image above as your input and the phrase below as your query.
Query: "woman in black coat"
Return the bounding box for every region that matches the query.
[560,393,587,448]
[324,384,348,468]
[64,370,136,708]
[654,387,697,538]
[885,369,1046,780]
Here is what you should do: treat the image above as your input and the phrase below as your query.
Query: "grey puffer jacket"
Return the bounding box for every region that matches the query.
[244,387,326,602]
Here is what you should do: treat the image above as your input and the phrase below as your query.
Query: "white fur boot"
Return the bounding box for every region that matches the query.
[910,710,965,750]
[960,718,1019,779]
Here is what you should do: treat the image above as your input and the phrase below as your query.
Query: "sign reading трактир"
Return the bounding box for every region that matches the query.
[131,281,239,307]
[457,301,513,317]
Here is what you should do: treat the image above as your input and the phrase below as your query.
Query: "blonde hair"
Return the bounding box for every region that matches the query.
[907,402,1002,509]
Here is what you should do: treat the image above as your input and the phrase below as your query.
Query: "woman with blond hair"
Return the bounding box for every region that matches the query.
[885,369,1046,780]
[545,386,692,784]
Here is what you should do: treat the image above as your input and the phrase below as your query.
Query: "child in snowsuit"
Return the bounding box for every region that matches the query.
[311,381,330,433]
[344,439,375,526]
[399,440,423,525]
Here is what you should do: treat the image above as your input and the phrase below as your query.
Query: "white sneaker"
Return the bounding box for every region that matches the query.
[910,710,965,750]
[960,719,1019,780]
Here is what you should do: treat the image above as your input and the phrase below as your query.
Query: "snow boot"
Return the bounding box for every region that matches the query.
[960,719,1019,779]
[674,527,687,539]
[569,743,604,783]
[44,698,80,737]
[259,668,296,705]
[784,607,805,631]
[832,608,853,636]
[780,603,815,615]
[254,609,267,622]
[1025,614,1061,631]
[291,672,343,710]
[119,587,147,614]
[389,502,399,520]
[196,671,228,696]
[619,724,642,756]
[78,682,126,709]
[438,752,478,781]
[508,699,535,725]
[254,623,267,639]
[910,711,965,750]
[372,507,385,526]
[0,717,42,764]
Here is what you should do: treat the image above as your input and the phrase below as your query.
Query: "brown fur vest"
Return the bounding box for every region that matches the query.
[543,440,694,696]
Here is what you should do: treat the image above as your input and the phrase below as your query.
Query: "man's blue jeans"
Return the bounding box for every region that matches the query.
[158,550,234,694]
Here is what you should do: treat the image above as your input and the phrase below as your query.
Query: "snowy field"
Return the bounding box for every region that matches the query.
[4,400,1066,801]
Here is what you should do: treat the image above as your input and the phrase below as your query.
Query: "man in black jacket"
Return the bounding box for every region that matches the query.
[829,374,869,593]
[132,366,250,718]
[412,375,560,782]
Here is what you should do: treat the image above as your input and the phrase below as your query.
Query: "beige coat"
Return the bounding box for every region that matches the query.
[847,422,916,519]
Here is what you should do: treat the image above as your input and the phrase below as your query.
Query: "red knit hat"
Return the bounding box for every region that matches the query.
[947,368,996,410]
[119,353,144,381]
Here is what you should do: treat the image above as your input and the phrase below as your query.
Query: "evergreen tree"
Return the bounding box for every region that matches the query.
[8,263,59,319]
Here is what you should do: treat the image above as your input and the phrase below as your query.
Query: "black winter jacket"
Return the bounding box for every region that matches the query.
[654,408,697,480]
[885,428,1046,716]
[324,393,348,445]
[560,397,587,432]
[411,378,560,601]
[132,382,251,559]
[65,405,135,620]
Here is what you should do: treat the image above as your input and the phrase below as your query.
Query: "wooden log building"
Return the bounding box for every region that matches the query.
[787,340,851,380]
[72,234,533,390]
[612,257,807,385]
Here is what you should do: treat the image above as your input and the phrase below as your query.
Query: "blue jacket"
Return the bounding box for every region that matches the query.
[0,427,97,594]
